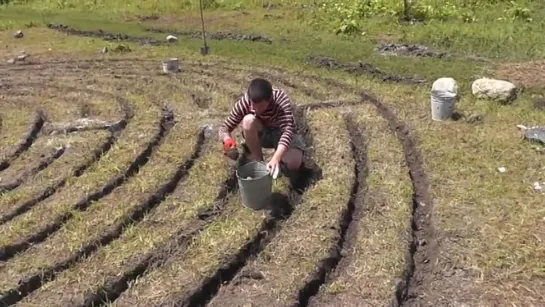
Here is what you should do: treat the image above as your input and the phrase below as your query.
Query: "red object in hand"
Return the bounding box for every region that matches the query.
[223,137,236,154]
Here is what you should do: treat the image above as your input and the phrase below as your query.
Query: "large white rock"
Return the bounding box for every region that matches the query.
[471,77,517,103]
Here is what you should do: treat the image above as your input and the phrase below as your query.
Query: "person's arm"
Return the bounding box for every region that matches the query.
[218,96,248,143]
[271,90,295,162]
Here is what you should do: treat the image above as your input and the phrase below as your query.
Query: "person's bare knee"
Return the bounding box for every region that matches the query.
[282,148,303,170]
[241,114,264,161]
[241,114,261,133]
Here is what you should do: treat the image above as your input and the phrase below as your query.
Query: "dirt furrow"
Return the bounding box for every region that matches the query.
[79,164,238,307]
[145,26,273,44]
[46,23,165,46]
[0,130,118,225]
[110,190,265,307]
[5,123,205,306]
[295,113,367,306]
[360,92,436,306]
[205,108,353,307]
[0,107,170,261]
[0,107,35,152]
[308,103,412,307]
[109,107,316,307]
[0,131,69,187]
[171,106,320,307]
[0,145,65,193]
[0,110,45,172]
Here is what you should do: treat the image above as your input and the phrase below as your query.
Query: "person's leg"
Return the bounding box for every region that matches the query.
[281,139,304,170]
[241,114,264,161]
[263,129,304,170]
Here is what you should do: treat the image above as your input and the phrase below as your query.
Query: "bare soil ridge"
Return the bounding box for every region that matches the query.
[360,92,436,306]
[145,27,273,44]
[296,112,368,306]
[0,111,45,171]
[0,106,174,261]
[0,145,65,193]
[173,104,322,307]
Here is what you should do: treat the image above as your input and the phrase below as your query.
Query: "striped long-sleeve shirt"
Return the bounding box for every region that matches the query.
[218,88,295,148]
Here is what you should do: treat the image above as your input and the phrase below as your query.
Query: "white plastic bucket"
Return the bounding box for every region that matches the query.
[431,77,458,121]
[162,58,179,73]
[236,161,272,210]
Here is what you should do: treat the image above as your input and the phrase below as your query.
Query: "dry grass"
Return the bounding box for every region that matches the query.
[0,132,65,183]
[0,8,544,304]
[208,108,354,306]
[0,106,36,157]
[356,77,545,305]
[0,97,199,294]
[313,103,412,306]
[0,130,110,217]
[16,121,204,305]
[0,97,159,248]
[111,192,266,306]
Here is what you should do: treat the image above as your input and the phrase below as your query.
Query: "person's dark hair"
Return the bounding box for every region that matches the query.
[247,78,273,103]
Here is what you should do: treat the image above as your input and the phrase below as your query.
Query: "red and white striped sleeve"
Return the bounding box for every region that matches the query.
[218,95,251,142]
[274,89,295,148]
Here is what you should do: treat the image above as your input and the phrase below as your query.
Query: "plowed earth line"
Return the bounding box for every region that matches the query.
[162,106,320,307]
[82,159,239,307]
[0,145,66,193]
[0,111,45,172]
[295,113,368,306]
[359,92,435,306]
[4,58,434,304]
[16,136,242,306]
[0,109,172,261]
[0,128,204,306]
[0,127,122,226]
[205,107,352,307]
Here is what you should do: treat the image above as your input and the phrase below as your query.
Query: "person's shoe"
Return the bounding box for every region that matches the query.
[241,143,251,155]
[286,162,311,193]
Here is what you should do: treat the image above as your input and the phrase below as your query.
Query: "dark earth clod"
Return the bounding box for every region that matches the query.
[306,56,426,85]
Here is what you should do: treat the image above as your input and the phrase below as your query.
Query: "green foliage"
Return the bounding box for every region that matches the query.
[309,0,537,35]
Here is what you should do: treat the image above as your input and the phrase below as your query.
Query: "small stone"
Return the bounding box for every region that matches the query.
[7,58,15,64]
[13,30,24,38]
[100,47,108,54]
[418,239,427,246]
[472,77,517,103]
[498,167,506,173]
[166,35,178,43]
[16,53,29,61]
[466,113,483,124]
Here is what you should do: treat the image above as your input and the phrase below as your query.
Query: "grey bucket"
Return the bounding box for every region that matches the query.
[236,161,273,210]
[431,77,458,121]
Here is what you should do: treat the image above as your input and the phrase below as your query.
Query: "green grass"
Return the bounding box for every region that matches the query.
[1,0,544,305]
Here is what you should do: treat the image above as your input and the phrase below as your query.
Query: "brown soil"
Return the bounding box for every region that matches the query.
[145,27,273,44]
[361,91,436,307]
[376,43,449,58]
[46,23,165,46]
[0,57,437,306]
[0,111,44,171]
[306,56,426,85]
[494,60,545,89]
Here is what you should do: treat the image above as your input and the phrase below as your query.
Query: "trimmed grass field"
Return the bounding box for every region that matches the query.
[1,0,545,306]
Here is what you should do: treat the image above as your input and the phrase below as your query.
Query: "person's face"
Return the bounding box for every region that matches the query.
[251,99,270,115]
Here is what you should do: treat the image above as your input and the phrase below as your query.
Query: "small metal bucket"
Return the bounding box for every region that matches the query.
[236,161,272,210]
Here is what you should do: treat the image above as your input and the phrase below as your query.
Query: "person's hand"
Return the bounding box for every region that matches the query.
[223,137,236,155]
[267,157,281,179]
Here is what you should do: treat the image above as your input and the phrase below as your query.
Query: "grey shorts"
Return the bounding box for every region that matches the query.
[244,127,305,152]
